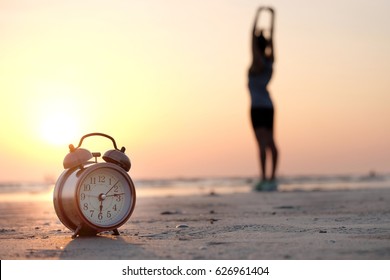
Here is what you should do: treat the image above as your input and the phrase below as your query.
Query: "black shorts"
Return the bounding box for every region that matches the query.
[250,107,274,130]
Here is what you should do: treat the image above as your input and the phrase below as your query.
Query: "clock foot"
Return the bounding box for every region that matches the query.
[72,224,83,239]
[112,229,120,236]
[72,224,98,238]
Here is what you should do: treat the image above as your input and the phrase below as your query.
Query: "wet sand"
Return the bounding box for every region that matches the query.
[1,188,390,259]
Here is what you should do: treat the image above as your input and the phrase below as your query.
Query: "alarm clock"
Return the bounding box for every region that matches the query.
[53,133,136,238]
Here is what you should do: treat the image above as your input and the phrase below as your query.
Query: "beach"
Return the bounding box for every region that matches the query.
[1,186,390,260]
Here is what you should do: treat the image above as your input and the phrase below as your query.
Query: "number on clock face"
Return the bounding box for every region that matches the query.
[78,168,131,227]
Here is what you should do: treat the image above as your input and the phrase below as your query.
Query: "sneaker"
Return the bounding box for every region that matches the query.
[263,180,278,191]
[254,180,266,191]
[254,180,278,192]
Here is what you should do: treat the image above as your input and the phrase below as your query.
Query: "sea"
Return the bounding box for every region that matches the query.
[1,172,390,202]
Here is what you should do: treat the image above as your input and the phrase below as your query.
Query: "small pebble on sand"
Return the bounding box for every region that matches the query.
[176,224,189,229]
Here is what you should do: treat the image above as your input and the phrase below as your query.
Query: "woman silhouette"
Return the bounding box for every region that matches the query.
[248,7,278,190]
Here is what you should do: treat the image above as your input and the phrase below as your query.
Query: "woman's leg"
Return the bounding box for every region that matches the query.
[254,128,268,181]
[255,128,278,180]
[269,136,278,180]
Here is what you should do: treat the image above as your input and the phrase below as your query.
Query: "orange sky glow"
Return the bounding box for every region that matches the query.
[1,0,390,182]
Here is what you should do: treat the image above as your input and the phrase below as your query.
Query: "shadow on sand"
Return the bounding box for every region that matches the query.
[59,233,156,260]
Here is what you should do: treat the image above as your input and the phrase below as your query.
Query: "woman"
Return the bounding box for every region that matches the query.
[248,7,278,191]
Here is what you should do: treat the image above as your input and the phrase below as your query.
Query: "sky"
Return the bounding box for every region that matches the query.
[1,0,390,183]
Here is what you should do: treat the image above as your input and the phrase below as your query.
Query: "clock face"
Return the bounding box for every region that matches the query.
[77,166,134,228]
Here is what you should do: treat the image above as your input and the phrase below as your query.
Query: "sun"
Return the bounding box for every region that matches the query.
[39,111,80,146]
[32,83,87,147]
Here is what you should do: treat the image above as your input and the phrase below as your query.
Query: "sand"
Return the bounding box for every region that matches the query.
[1,188,390,260]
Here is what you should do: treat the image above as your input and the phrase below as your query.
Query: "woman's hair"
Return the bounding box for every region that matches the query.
[256,31,268,53]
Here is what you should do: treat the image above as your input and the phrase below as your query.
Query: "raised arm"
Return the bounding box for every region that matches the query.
[268,7,275,61]
[252,7,263,35]
[250,7,265,73]
[249,7,264,74]
[252,7,265,46]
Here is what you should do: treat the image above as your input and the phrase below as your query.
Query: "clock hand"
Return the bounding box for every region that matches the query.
[98,193,106,216]
[99,200,103,213]
[105,193,125,197]
[104,180,119,196]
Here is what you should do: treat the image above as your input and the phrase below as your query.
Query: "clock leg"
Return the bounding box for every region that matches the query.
[112,229,120,236]
[72,224,83,239]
